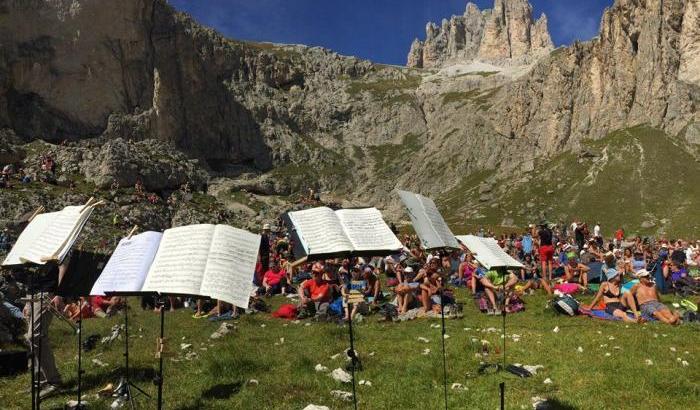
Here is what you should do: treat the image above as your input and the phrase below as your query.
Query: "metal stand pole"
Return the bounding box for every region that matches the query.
[120,299,150,409]
[156,301,165,410]
[29,272,36,410]
[499,382,505,410]
[440,289,448,410]
[347,303,358,410]
[77,302,83,408]
[37,289,43,410]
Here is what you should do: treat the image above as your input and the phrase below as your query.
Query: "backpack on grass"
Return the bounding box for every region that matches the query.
[552,294,580,316]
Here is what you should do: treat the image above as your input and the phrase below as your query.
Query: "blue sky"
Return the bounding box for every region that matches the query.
[169,0,613,65]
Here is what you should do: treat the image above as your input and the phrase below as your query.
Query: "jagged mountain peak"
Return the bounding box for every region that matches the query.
[407,0,553,68]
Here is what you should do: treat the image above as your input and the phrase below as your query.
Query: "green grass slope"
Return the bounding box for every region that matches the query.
[441,126,700,237]
[0,292,697,409]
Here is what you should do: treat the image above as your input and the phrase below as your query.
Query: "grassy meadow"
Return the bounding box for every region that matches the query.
[0,290,698,409]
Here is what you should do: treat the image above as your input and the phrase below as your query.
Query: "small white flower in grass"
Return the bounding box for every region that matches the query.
[662,334,668,337]
[677,358,682,362]
[553,326,560,333]
[653,333,658,338]
[315,364,328,372]
[645,359,653,365]
[248,379,259,385]
[279,337,284,344]
[305,322,311,327]
[369,352,375,357]
[682,361,689,367]
[422,348,431,355]
[451,383,465,390]
[684,351,690,355]
[670,347,676,352]
[608,336,615,340]
[605,353,611,357]
[293,320,300,324]
[543,378,552,384]
[597,331,602,334]
[417,337,430,343]
[260,324,266,328]
[577,346,583,353]
[600,344,608,348]
[430,323,440,329]
[443,334,450,339]
[464,327,471,331]
[330,353,341,360]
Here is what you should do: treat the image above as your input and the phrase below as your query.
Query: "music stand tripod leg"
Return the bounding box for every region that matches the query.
[37,289,43,410]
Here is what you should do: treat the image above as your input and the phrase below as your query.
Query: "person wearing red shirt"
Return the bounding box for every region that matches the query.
[298,262,332,318]
[262,260,288,296]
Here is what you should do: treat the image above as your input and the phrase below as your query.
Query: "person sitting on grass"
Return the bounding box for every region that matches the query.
[564,257,590,289]
[478,267,518,315]
[419,273,443,314]
[298,262,332,318]
[519,254,552,295]
[395,267,418,314]
[588,269,643,323]
[630,270,680,325]
[342,267,367,321]
[458,252,477,289]
[262,259,287,296]
[363,266,382,305]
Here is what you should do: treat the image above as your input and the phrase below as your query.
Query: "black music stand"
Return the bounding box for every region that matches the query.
[56,249,109,410]
[104,292,153,409]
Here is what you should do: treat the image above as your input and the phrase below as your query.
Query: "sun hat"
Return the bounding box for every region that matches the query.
[605,268,619,280]
[404,266,414,273]
[263,223,271,230]
[636,269,651,278]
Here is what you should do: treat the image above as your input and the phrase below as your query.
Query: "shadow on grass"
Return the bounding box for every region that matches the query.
[201,381,243,399]
[536,397,579,410]
[171,381,243,410]
[61,366,157,392]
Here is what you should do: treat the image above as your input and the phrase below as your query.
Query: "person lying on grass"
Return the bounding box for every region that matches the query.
[630,269,681,325]
[564,257,590,289]
[587,268,644,323]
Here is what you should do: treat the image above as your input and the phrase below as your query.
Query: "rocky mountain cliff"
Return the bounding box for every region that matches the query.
[407,0,554,68]
[0,0,698,238]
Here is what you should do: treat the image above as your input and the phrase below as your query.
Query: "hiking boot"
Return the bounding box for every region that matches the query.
[38,383,59,400]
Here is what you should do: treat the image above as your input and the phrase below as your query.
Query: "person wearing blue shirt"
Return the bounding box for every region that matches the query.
[522,233,533,256]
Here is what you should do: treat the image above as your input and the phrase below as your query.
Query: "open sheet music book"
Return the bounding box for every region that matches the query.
[287,207,402,258]
[398,190,458,249]
[2,205,95,266]
[455,235,524,270]
[90,225,260,308]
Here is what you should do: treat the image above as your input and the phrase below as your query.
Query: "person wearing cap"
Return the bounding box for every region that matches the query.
[395,265,420,313]
[298,262,332,318]
[629,270,680,325]
[588,268,643,323]
[258,224,271,283]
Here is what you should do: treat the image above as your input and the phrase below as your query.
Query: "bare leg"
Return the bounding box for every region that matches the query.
[484,287,496,310]
[420,289,431,313]
[613,309,636,323]
[539,278,552,295]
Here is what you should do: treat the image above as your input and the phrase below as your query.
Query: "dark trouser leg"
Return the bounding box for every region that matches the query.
[24,299,61,386]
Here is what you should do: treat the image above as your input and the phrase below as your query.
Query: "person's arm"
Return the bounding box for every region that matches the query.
[520,268,525,281]
[299,281,309,304]
[579,264,590,273]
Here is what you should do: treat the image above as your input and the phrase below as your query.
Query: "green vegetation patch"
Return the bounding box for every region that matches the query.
[346,76,422,99]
